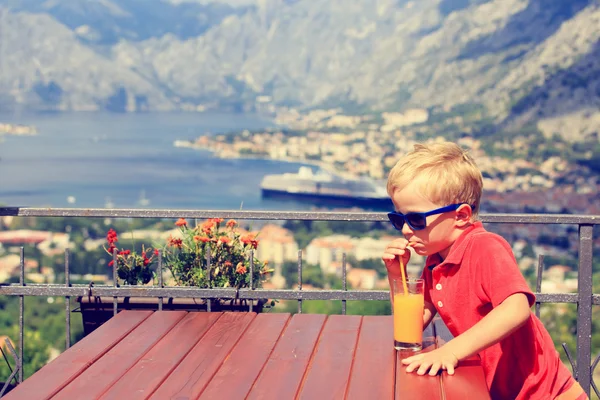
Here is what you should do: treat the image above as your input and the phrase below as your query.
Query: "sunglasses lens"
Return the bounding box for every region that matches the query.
[387,214,405,230]
[406,214,427,230]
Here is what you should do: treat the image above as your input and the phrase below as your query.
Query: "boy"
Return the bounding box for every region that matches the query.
[382,141,586,399]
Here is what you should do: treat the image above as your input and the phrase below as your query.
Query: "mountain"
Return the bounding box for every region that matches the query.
[0,0,599,141]
[0,0,243,44]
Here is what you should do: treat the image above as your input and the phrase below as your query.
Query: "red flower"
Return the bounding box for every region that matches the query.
[106,228,118,244]
[175,218,188,227]
[241,234,259,249]
[226,219,237,228]
[236,263,247,274]
[154,249,160,256]
[201,220,215,234]
[102,229,155,286]
[219,237,231,245]
[167,236,183,248]
[194,235,210,243]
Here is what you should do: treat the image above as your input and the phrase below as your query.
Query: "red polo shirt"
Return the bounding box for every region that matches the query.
[421,222,575,399]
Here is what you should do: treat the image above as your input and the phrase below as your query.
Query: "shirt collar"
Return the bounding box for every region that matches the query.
[426,221,485,270]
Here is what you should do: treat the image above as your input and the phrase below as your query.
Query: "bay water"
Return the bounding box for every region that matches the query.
[0,112,319,211]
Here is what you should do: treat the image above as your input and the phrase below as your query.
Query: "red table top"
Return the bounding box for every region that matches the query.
[4,310,490,399]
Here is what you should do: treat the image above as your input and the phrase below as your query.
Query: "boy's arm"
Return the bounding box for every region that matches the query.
[402,292,530,376]
[442,292,530,359]
[423,301,437,329]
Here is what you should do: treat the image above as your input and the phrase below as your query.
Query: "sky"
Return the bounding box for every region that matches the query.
[168,0,257,5]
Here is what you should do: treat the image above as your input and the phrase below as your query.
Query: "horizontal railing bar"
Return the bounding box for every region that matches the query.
[0,207,384,221]
[1,207,600,224]
[481,214,600,224]
[536,293,579,303]
[0,285,582,302]
[0,286,388,300]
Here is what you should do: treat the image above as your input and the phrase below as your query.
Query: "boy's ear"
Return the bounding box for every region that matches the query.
[455,204,473,227]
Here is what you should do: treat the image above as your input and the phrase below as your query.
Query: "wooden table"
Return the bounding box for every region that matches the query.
[4,311,490,399]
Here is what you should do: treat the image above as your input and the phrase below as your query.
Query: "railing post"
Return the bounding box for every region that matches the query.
[577,224,593,397]
[249,251,254,312]
[19,247,24,384]
[297,250,303,314]
[342,253,347,315]
[535,255,544,318]
[64,249,71,350]
[206,249,211,313]
[112,249,118,316]
[158,250,163,311]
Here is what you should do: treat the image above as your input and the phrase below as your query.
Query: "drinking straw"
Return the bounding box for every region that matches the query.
[399,252,408,295]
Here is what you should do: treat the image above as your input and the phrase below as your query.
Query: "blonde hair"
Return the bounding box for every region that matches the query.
[387,141,483,216]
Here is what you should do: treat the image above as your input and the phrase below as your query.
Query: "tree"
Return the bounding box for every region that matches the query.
[0,296,84,381]
[0,328,50,381]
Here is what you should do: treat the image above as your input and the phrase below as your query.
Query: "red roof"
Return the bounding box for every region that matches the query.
[0,230,51,244]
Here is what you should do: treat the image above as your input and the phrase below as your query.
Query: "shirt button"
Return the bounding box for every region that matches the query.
[436,284,442,290]
[437,301,443,308]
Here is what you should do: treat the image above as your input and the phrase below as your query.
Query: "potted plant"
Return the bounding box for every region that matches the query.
[75,228,159,335]
[161,217,273,313]
[75,219,273,335]
[164,218,268,286]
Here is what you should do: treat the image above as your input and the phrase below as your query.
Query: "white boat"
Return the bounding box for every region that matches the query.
[138,190,150,207]
[260,167,391,208]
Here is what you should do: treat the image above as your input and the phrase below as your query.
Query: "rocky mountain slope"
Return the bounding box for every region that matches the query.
[0,0,599,141]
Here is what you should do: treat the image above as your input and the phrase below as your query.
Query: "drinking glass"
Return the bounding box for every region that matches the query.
[391,278,424,351]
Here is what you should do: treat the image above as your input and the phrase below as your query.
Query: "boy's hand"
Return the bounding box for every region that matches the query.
[382,238,411,278]
[401,346,459,376]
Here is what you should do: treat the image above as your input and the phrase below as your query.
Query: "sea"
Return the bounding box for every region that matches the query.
[0,111,328,211]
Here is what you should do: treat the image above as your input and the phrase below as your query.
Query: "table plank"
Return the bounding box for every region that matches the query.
[99,312,222,400]
[199,313,291,399]
[3,310,153,400]
[433,320,490,399]
[246,313,327,400]
[148,312,256,400]
[52,311,187,400]
[395,343,444,400]
[346,316,395,400]
[441,358,491,400]
[297,315,362,400]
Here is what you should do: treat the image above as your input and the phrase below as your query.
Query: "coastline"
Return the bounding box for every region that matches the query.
[175,140,343,176]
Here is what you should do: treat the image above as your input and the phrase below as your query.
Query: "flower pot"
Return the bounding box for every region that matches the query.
[74,296,269,336]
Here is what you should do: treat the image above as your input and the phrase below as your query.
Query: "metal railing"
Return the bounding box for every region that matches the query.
[0,207,598,397]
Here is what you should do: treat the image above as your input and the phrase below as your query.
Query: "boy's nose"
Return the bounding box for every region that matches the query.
[401,223,414,236]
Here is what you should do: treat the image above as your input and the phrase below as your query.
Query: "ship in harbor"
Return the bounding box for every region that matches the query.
[260,166,393,209]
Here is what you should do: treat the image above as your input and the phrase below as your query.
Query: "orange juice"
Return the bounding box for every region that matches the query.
[393,293,424,345]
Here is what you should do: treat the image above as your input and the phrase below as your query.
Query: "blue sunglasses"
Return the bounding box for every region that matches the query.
[387,203,472,231]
